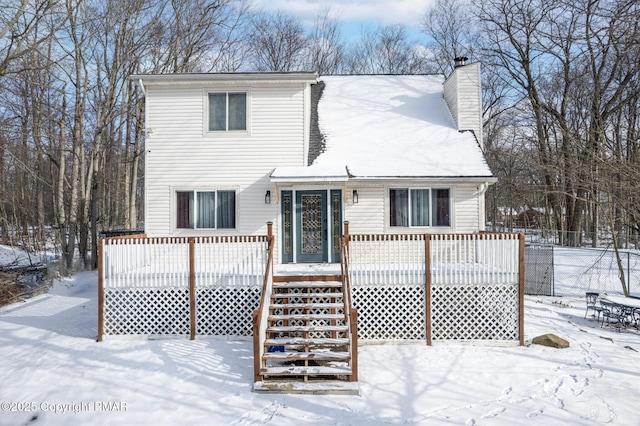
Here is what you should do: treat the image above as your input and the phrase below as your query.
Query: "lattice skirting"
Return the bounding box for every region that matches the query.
[352,284,426,340]
[103,286,260,337]
[103,284,519,341]
[431,284,519,341]
[104,288,190,335]
[196,286,260,336]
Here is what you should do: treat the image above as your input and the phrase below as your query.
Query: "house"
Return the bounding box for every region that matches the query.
[100,65,519,391]
[516,208,544,228]
[131,61,496,265]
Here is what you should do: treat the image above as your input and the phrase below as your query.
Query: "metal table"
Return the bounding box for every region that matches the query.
[603,295,640,310]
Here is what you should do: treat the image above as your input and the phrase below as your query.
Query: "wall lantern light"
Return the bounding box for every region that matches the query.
[352,190,359,204]
[265,190,271,204]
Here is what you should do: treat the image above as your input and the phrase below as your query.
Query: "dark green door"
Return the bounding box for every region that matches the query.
[330,189,342,263]
[296,190,328,263]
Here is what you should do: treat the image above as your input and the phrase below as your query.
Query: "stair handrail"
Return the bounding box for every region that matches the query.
[340,222,358,382]
[252,223,275,383]
[340,237,353,312]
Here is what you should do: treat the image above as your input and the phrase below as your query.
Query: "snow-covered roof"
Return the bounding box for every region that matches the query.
[271,75,494,181]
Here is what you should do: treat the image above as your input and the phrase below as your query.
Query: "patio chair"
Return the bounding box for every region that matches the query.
[630,307,640,331]
[584,292,603,322]
[600,300,627,332]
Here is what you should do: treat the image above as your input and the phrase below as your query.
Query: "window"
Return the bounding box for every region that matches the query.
[208,92,247,131]
[389,188,450,227]
[176,190,236,229]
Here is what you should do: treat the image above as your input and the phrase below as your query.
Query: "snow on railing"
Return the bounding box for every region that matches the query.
[102,237,190,289]
[194,236,269,287]
[348,234,426,285]
[101,235,268,289]
[430,233,520,285]
[347,233,520,286]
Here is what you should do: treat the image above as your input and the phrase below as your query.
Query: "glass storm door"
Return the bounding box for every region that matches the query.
[330,190,342,263]
[296,191,328,263]
[281,191,294,263]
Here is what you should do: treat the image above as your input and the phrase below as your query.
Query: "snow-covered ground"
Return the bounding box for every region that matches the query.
[0,244,47,269]
[2,248,640,425]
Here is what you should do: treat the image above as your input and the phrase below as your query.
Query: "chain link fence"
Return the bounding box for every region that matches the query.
[524,245,554,296]
[524,244,640,298]
[487,226,640,250]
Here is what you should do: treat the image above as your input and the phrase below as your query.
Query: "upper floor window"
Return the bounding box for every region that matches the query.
[389,188,451,227]
[208,92,247,132]
[176,190,236,229]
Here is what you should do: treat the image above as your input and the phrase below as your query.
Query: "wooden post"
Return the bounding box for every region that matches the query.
[344,221,350,248]
[518,233,525,346]
[349,308,358,382]
[97,238,104,342]
[189,237,196,340]
[343,221,350,284]
[267,221,273,240]
[252,310,261,383]
[425,234,432,346]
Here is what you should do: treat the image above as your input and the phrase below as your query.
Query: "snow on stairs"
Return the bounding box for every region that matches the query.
[253,274,359,395]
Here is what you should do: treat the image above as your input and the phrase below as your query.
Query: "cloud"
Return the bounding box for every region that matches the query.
[252,0,435,28]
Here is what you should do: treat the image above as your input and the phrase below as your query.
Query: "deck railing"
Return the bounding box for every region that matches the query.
[98,233,269,340]
[340,223,358,382]
[347,233,521,286]
[344,230,524,345]
[430,233,521,285]
[193,236,270,287]
[348,234,426,285]
[252,223,275,383]
[101,236,190,289]
[98,226,523,345]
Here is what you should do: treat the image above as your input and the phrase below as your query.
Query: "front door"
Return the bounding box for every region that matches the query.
[296,190,327,263]
[281,189,342,264]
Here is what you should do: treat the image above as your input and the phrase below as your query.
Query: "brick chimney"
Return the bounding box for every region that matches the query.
[443,59,483,148]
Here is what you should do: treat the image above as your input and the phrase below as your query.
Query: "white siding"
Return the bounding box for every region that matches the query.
[144,82,308,238]
[344,185,386,234]
[142,76,488,265]
[343,181,484,235]
[443,74,459,122]
[453,185,483,233]
[443,62,483,148]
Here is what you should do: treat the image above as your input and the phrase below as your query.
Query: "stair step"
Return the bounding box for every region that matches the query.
[271,292,344,299]
[253,380,359,395]
[270,303,343,310]
[273,275,342,283]
[267,325,348,333]
[266,337,349,346]
[261,366,352,376]
[269,313,344,321]
[273,281,342,289]
[263,351,350,361]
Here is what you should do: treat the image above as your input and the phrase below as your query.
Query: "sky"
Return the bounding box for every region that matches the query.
[252,0,435,43]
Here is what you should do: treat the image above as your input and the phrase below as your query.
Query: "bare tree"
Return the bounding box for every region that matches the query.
[346,24,431,74]
[475,0,640,253]
[0,0,64,76]
[422,0,513,160]
[165,0,249,73]
[248,11,308,72]
[303,7,345,75]
[421,0,477,76]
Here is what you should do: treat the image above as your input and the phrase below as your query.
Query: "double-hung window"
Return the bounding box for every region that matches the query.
[208,92,247,131]
[176,190,236,229]
[389,188,451,227]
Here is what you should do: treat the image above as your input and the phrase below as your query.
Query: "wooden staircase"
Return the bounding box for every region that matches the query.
[253,274,359,395]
